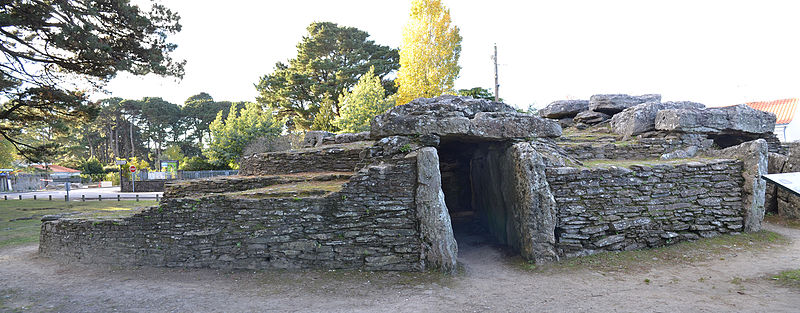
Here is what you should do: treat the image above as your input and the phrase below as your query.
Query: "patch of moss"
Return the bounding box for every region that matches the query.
[230,180,348,199]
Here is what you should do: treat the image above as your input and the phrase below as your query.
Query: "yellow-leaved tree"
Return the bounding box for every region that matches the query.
[396,0,462,105]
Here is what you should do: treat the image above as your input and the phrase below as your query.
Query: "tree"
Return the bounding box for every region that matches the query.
[0,139,16,168]
[162,145,184,161]
[205,102,280,168]
[396,0,462,105]
[0,0,184,160]
[255,22,399,130]
[458,87,499,101]
[183,93,231,146]
[334,66,394,133]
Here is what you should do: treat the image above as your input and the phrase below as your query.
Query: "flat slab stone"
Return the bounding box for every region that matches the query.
[589,94,662,115]
[371,95,562,140]
[539,100,589,119]
[655,104,776,135]
[611,101,705,136]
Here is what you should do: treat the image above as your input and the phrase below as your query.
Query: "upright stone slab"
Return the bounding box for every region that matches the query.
[415,147,458,273]
[707,139,768,232]
[506,142,559,263]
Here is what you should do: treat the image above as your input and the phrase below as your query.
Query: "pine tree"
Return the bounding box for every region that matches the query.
[334,67,395,133]
[396,0,463,105]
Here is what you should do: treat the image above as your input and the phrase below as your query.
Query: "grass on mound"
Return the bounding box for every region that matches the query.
[0,199,156,249]
[521,230,788,273]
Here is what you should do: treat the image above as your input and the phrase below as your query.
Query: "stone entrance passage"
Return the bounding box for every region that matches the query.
[438,139,510,252]
[436,139,560,264]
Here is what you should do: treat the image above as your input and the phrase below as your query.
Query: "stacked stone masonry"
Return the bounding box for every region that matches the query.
[40,155,423,271]
[547,159,745,257]
[560,137,689,160]
[239,142,371,176]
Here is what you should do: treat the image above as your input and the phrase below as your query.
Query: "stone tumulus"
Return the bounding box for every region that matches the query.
[39,95,774,273]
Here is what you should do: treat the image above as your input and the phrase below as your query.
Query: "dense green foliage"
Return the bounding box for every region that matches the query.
[255,22,399,130]
[0,0,184,161]
[458,87,497,101]
[205,102,281,168]
[0,139,17,168]
[334,67,394,133]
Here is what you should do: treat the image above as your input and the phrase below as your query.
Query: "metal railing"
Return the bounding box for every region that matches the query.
[134,170,238,181]
[3,194,160,202]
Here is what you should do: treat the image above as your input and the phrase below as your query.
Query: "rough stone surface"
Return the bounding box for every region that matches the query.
[573,111,610,125]
[560,136,712,161]
[468,142,559,263]
[163,173,353,199]
[589,94,662,115]
[706,139,768,232]
[655,105,777,135]
[239,142,371,176]
[660,146,699,160]
[371,95,562,140]
[334,132,371,144]
[415,147,458,272]
[539,100,589,119]
[547,159,745,256]
[302,131,336,147]
[506,142,559,263]
[611,101,705,137]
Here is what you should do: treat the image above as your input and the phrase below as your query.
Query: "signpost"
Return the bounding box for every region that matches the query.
[129,165,137,193]
[763,173,800,197]
[65,181,70,200]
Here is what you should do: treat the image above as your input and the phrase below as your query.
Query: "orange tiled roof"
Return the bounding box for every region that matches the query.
[31,164,81,173]
[745,98,798,125]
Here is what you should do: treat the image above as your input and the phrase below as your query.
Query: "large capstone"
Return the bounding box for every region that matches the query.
[611,101,706,137]
[371,95,562,140]
[539,100,589,119]
[655,104,776,135]
[589,94,662,115]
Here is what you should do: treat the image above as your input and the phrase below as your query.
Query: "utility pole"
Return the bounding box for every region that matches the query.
[492,43,499,102]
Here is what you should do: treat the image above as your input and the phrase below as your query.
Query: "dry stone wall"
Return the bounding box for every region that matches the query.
[239,142,371,176]
[40,156,423,271]
[547,159,745,257]
[560,137,691,160]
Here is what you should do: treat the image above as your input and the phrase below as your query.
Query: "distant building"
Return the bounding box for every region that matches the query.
[30,164,82,180]
[745,98,799,142]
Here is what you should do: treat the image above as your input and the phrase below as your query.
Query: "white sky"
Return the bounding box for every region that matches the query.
[100,0,800,109]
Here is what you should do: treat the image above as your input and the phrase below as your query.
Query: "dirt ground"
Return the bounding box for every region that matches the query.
[1,224,799,312]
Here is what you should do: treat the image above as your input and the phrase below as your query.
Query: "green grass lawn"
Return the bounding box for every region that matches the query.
[0,199,156,249]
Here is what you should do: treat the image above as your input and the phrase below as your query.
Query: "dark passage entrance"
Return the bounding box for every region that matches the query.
[437,139,517,255]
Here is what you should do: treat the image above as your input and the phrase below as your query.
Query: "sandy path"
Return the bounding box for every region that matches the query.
[1,224,798,312]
